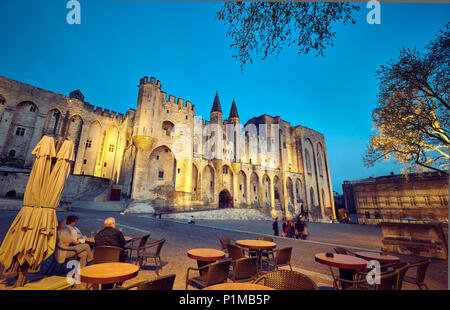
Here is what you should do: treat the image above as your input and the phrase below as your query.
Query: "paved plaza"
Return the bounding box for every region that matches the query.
[0,209,447,290]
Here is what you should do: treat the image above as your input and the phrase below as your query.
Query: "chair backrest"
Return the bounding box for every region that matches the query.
[139,274,176,290]
[206,259,232,286]
[219,236,233,250]
[411,259,432,283]
[257,236,274,242]
[254,270,318,290]
[227,244,245,260]
[93,245,121,264]
[138,234,151,248]
[154,238,166,256]
[233,257,258,281]
[334,247,348,255]
[275,247,292,265]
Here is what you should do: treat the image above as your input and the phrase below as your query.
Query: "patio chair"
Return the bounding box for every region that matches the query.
[136,238,166,275]
[44,244,79,275]
[230,257,258,282]
[261,247,293,272]
[335,270,399,290]
[248,236,275,260]
[402,259,432,290]
[112,274,176,290]
[124,234,150,262]
[254,270,318,290]
[395,263,411,290]
[185,259,232,290]
[92,245,121,264]
[333,247,356,256]
[227,244,246,261]
[219,236,236,254]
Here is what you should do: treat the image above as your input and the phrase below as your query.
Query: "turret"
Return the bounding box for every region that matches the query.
[210,91,223,124]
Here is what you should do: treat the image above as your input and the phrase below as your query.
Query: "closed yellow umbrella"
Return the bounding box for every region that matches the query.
[0,135,58,285]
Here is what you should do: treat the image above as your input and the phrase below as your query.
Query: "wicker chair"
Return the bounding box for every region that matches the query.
[44,245,79,275]
[336,270,399,290]
[186,259,232,290]
[219,236,236,254]
[230,257,258,282]
[112,274,176,290]
[227,244,246,260]
[333,247,356,256]
[261,247,292,272]
[92,246,121,264]
[136,238,166,275]
[124,234,150,262]
[254,270,318,290]
[402,259,432,290]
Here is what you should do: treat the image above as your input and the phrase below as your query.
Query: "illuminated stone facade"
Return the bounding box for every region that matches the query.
[343,172,449,225]
[0,75,334,221]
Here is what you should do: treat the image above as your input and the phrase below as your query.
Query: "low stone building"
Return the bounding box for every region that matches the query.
[342,172,449,225]
[0,75,335,221]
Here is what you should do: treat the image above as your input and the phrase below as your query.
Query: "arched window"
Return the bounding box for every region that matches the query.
[305,149,312,174]
[8,150,16,157]
[0,95,5,105]
[162,121,175,136]
[317,153,323,177]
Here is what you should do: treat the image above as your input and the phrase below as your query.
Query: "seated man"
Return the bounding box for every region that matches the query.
[56,219,93,268]
[94,217,127,262]
[187,215,195,224]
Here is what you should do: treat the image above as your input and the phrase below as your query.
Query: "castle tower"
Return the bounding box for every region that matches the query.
[131,76,161,199]
[228,98,239,123]
[227,98,240,163]
[210,91,223,124]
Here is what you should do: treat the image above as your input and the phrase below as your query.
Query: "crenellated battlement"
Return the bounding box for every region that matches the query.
[139,76,162,88]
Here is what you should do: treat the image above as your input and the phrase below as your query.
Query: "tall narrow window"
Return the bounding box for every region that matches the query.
[86,139,92,148]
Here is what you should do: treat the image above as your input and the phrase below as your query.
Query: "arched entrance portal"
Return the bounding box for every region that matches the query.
[218,189,232,208]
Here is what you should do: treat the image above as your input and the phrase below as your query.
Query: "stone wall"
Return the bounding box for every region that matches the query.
[0,169,111,201]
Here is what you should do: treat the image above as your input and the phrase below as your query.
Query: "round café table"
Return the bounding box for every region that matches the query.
[354,251,400,264]
[315,253,368,288]
[187,248,226,276]
[80,262,139,290]
[202,282,275,290]
[235,239,276,271]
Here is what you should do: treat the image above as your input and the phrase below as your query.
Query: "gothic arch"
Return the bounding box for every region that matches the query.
[81,120,102,176]
[201,164,215,203]
[148,145,176,190]
[237,170,247,206]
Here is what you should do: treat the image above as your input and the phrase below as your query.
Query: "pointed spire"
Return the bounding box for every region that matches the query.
[211,91,222,113]
[229,98,239,119]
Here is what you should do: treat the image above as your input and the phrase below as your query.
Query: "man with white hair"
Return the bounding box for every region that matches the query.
[94,217,127,262]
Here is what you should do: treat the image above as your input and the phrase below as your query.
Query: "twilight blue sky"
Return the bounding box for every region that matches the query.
[0,1,448,193]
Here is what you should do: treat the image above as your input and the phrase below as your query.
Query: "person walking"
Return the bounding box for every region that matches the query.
[282,219,289,237]
[272,217,279,236]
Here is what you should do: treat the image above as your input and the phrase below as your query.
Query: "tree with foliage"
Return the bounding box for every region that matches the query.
[364,23,449,175]
[216,1,359,68]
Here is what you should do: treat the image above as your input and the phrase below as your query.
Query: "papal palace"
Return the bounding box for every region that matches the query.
[0,75,335,222]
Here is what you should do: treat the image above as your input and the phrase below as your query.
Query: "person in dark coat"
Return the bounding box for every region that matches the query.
[295,218,304,239]
[272,217,279,236]
[94,217,127,262]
